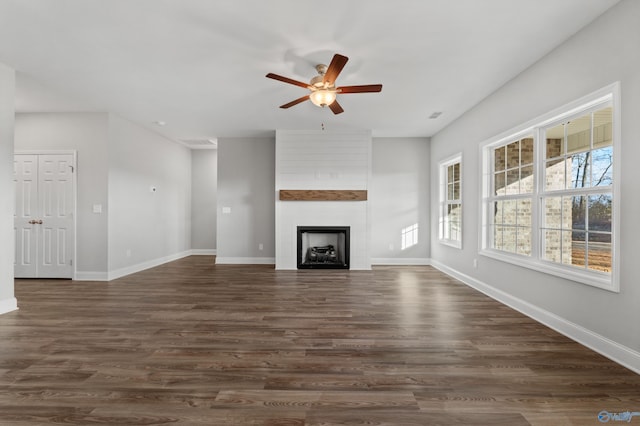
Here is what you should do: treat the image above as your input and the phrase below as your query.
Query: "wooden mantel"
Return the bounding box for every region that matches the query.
[279,189,367,201]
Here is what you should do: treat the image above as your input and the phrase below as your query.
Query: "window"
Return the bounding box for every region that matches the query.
[480,84,619,291]
[439,154,462,248]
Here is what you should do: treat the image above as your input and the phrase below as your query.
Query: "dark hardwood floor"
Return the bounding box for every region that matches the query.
[1,256,639,425]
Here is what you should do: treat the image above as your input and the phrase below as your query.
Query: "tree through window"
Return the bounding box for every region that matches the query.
[541,106,613,273]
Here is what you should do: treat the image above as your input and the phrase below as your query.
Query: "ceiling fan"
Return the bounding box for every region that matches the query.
[266,54,382,115]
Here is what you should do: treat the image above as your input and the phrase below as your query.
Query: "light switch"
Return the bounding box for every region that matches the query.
[222,207,231,214]
[92,204,102,214]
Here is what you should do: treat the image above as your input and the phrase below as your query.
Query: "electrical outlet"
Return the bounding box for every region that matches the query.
[258,243,263,251]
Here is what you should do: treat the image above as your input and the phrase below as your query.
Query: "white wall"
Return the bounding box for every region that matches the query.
[371,137,430,264]
[107,114,191,277]
[430,0,640,370]
[14,112,109,278]
[0,62,16,314]
[216,137,275,263]
[191,149,217,252]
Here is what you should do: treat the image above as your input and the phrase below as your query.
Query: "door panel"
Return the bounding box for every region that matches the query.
[16,227,35,268]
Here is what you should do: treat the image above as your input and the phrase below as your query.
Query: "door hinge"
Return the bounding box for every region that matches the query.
[70,259,73,266]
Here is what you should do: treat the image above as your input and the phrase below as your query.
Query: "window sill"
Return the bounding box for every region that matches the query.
[440,239,462,249]
[479,249,618,293]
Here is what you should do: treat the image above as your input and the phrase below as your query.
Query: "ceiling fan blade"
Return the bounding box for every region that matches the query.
[323,54,349,85]
[329,100,344,115]
[280,95,310,109]
[337,84,383,94]
[266,73,310,89]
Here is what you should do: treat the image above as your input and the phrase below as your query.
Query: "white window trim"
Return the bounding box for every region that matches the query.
[478,82,621,292]
[439,153,463,249]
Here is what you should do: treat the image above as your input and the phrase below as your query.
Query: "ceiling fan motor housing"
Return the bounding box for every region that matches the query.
[310,74,325,88]
[311,64,332,89]
[315,64,328,75]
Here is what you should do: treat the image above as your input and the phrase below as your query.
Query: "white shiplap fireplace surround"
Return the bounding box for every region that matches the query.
[275,130,371,270]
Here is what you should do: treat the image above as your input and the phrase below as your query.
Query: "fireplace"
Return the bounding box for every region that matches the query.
[297,226,350,269]
[275,130,371,270]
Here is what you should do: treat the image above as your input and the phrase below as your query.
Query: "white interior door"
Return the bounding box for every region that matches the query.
[14,153,75,279]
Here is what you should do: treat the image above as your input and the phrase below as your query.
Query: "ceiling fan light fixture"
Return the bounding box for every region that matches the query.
[309,89,336,107]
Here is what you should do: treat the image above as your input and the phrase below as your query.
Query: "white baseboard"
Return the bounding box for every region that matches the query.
[191,249,217,255]
[371,257,432,266]
[75,271,109,281]
[108,250,192,281]
[75,249,215,281]
[215,257,275,265]
[0,297,18,315]
[430,259,640,375]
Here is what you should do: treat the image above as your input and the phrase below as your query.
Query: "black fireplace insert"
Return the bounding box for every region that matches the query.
[297,226,350,269]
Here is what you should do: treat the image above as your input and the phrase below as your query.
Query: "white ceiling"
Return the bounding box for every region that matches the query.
[0,0,619,143]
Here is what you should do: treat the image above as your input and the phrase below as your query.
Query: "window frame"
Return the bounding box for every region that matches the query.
[479,83,620,292]
[438,153,463,249]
